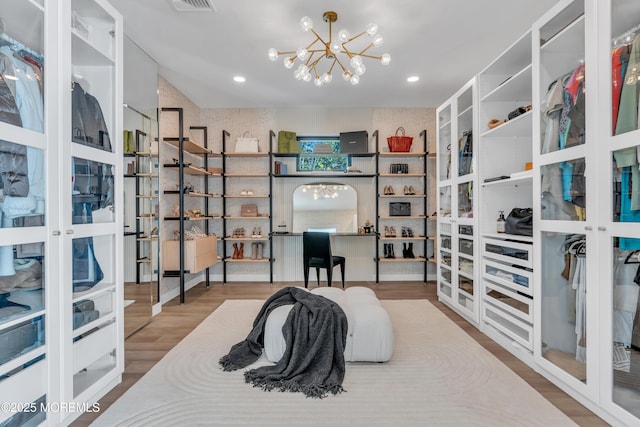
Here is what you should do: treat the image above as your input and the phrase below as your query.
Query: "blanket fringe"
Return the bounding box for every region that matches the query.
[244,371,345,399]
[218,355,240,372]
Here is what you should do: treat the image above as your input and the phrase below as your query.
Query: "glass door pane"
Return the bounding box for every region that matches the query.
[0,0,45,133]
[541,231,587,383]
[438,105,452,181]
[611,0,640,136]
[540,159,586,221]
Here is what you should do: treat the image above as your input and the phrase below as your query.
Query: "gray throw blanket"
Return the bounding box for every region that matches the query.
[219,286,347,398]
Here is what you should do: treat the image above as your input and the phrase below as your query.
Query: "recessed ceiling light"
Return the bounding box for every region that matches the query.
[233,76,246,83]
[407,76,419,83]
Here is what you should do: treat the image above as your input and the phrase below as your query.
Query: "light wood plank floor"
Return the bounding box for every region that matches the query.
[73,281,610,426]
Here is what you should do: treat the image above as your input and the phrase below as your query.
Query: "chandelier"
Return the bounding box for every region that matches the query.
[302,184,348,200]
[268,11,390,86]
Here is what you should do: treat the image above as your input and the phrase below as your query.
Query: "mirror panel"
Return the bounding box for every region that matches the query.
[292,183,357,233]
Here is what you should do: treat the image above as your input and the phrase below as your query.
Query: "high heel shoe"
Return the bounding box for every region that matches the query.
[390,226,397,238]
[408,185,416,195]
[383,185,389,195]
[402,226,407,237]
[384,226,390,237]
[407,227,414,237]
[387,185,395,195]
[404,185,410,195]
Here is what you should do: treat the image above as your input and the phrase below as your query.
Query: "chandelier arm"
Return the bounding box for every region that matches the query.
[334,56,350,74]
[308,54,324,69]
[305,51,317,66]
[328,58,337,74]
[358,53,383,60]
[344,31,367,44]
[305,37,323,52]
[310,28,327,45]
[278,50,297,55]
[359,43,375,56]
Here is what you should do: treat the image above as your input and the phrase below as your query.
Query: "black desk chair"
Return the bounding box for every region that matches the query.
[303,231,345,288]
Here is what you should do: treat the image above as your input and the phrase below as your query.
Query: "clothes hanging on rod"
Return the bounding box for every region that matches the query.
[613,248,640,371]
[458,131,472,176]
[540,65,586,221]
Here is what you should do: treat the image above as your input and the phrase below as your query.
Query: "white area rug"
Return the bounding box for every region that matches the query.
[92,300,577,426]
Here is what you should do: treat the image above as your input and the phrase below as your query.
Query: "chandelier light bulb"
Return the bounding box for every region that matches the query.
[338,29,350,42]
[350,74,360,85]
[354,63,366,76]
[322,72,332,83]
[366,23,378,36]
[343,71,351,81]
[300,16,313,32]
[296,48,309,60]
[372,34,384,47]
[284,57,295,69]
[350,56,363,68]
[330,41,342,54]
[303,72,312,82]
[380,53,391,65]
[314,77,324,87]
[268,48,279,61]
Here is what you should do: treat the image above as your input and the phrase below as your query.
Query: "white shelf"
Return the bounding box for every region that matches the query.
[482,171,533,187]
[482,232,533,243]
[481,64,532,103]
[480,110,533,138]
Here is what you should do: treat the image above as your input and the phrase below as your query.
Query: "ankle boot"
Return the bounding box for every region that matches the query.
[403,243,408,258]
[257,242,264,260]
[383,243,389,259]
[407,243,415,258]
[238,243,244,259]
[389,243,395,259]
[250,242,257,259]
[232,243,239,259]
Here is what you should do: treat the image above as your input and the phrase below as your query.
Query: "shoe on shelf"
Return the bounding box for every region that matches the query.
[408,186,416,195]
[388,185,395,195]
[256,227,262,237]
[240,190,248,196]
[384,226,390,237]
[246,189,254,196]
[401,226,407,237]
[383,185,389,195]
[407,227,414,237]
[403,185,410,195]
[390,226,397,238]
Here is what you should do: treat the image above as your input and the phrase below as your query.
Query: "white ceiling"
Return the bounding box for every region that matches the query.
[109,0,560,109]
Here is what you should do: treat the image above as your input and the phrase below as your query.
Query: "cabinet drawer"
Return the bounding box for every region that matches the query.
[458,237,473,256]
[483,302,533,351]
[482,259,532,296]
[73,321,116,373]
[482,237,532,268]
[483,279,533,323]
[0,361,45,424]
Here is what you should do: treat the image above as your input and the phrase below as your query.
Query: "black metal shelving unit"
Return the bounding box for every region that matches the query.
[221,130,273,284]
[376,129,430,284]
[160,108,217,303]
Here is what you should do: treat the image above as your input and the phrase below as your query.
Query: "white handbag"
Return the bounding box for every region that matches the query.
[234,131,259,153]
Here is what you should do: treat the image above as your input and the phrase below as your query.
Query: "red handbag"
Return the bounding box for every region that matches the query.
[387,127,413,152]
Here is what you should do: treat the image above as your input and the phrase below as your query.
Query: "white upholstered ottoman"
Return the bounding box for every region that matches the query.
[263,286,394,363]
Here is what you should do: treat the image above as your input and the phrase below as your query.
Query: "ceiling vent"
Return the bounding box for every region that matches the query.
[172,0,215,12]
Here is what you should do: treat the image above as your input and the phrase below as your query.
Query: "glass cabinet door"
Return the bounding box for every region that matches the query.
[536,0,591,386]
[609,0,640,418]
[67,0,120,400]
[0,1,47,425]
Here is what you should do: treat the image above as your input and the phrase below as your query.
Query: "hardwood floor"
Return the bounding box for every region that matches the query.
[73,281,609,426]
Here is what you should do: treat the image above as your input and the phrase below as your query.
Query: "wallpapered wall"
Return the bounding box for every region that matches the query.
[158,76,436,301]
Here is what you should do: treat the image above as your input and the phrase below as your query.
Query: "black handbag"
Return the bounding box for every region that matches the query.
[505,208,533,236]
[389,202,411,216]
